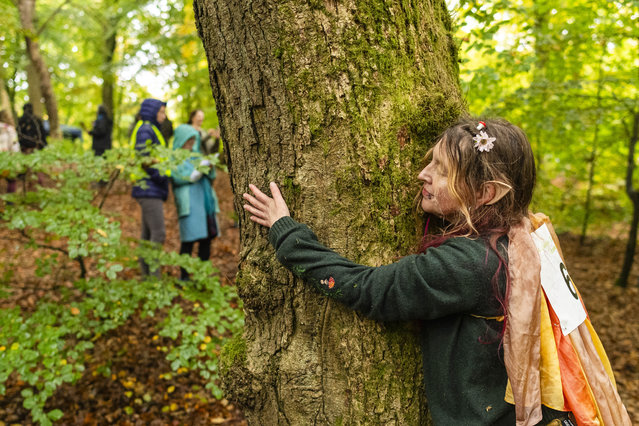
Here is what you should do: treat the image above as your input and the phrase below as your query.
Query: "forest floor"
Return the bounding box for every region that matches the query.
[0,170,638,425]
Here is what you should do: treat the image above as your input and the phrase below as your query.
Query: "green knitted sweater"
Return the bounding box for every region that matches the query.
[269,216,516,425]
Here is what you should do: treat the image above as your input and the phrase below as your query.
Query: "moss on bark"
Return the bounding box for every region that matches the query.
[195,0,463,423]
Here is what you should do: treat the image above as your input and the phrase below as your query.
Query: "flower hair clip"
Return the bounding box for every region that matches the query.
[472,121,496,152]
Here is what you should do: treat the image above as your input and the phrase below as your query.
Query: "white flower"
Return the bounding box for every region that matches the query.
[472,131,496,152]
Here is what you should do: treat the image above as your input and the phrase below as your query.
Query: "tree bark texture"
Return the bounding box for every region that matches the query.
[195,1,464,423]
[17,0,60,138]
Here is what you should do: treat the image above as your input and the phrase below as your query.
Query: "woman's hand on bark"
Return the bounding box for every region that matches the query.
[243,182,290,228]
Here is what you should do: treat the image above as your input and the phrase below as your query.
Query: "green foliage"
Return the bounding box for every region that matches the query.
[450,0,639,237]
[0,141,243,424]
[1,0,217,144]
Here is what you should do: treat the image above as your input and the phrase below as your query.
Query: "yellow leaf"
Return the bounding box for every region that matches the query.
[170,403,178,411]
[10,343,19,350]
[59,359,67,366]
[152,335,159,341]
[70,307,80,315]
[116,164,124,171]
[96,229,108,238]
[125,391,133,398]
[167,385,175,393]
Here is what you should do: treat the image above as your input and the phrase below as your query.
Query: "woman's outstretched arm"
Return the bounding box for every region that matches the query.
[242,183,492,322]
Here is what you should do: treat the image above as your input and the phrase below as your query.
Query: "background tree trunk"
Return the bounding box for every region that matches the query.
[195,1,464,423]
[25,63,44,117]
[618,110,639,288]
[0,76,16,126]
[16,0,60,138]
[100,21,117,118]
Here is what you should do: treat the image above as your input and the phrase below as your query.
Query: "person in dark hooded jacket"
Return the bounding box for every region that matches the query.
[130,98,168,277]
[89,105,113,156]
[17,103,47,153]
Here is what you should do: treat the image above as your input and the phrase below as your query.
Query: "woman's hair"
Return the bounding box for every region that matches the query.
[422,117,536,239]
[188,109,203,125]
[420,118,536,342]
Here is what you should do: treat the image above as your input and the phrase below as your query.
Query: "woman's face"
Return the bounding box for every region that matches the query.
[192,111,204,128]
[156,105,166,124]
[417,142,461,218]
[182,137,196,151]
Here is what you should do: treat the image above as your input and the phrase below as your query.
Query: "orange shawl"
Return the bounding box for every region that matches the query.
[503,213,631,426]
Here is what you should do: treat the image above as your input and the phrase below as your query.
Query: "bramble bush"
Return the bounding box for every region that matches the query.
[0,141,243,425]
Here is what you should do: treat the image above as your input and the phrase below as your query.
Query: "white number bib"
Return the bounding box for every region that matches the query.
[531,224,587,335]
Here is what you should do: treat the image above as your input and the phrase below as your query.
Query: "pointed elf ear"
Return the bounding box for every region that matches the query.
[478,181,512,206]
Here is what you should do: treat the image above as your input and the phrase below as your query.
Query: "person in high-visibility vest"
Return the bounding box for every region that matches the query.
[131,98,168,277]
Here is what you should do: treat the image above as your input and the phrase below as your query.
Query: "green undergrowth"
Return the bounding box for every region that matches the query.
[0,142,244,425]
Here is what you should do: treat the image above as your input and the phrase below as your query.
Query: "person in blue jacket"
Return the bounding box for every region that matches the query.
[170,124,219,281]
[131,98,168,277]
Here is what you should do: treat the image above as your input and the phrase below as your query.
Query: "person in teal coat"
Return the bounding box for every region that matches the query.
[171,124,220,280]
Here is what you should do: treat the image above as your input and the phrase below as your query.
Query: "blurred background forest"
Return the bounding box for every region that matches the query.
[1,0,637,237]
[0,0,638,424]
[1,0,219,142]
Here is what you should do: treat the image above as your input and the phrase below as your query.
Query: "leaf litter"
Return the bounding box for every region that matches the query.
[0,172,637,423]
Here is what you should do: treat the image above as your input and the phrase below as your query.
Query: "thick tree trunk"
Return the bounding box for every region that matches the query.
[17,0,60,138]
[195,1,463,423]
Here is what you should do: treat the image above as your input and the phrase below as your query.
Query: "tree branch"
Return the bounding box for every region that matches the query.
[95,168,121,210]
[36,0,72,36]
[16,230,87,278]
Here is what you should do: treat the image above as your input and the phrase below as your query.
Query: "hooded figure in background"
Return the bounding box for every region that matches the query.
[89,105,113,156]
[130,98,168,277]
[17,103,47,153]
[171,124,219,281]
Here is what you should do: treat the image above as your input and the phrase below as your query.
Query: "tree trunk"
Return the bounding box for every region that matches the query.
[17,0,60,138]
[618,111,639,288]
[0,76,15,126]
[26,62,44,116]
[195,1,463,423]
[580,52,605,246]
[101,21,117,118]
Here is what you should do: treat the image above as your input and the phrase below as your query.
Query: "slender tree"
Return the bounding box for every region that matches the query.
[195,1,463,423]
[13,0,60,138]
[617,106,639,288]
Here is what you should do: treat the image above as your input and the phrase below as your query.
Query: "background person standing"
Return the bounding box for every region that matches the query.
[130,98,168,277]
[89,105,113,157]
[170,124,219,281]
